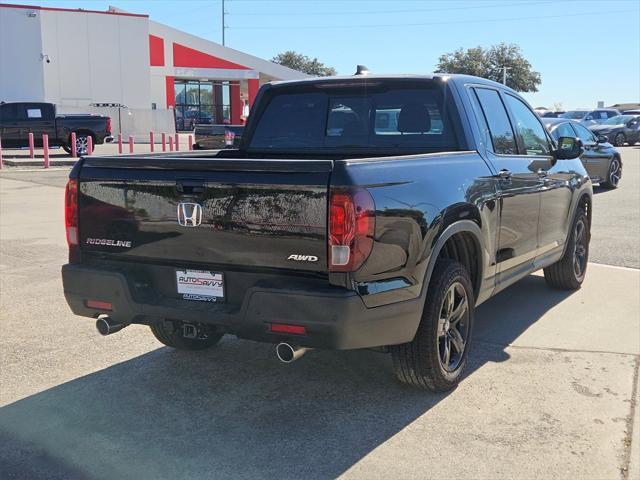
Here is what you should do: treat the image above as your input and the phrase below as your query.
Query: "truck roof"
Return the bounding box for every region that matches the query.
[267,73,515,93]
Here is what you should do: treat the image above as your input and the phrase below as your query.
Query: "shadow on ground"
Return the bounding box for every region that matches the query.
[0,275,575,479]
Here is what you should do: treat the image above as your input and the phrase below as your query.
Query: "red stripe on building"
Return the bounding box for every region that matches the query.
[149,35,164,66]
[248,79,259,108]
[173,43,249,69]
[165,76,175,108]
[230,83,242,125]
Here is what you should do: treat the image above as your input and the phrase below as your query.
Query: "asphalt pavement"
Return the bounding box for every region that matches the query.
[0,147,638,479]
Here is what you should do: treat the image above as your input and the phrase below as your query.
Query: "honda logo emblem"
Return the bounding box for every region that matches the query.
[177,202,203,227]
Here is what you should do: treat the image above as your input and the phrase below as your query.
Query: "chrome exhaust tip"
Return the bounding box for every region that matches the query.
[276,342,308,363]
[96,316,127,336]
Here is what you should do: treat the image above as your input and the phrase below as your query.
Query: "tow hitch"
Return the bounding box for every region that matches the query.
[182,323,198,339]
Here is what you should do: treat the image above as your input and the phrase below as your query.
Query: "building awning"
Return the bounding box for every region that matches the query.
[173,67,259,80]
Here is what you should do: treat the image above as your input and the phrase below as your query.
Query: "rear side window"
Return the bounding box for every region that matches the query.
[503,94,550,156]
[249,83,459,153]
[26,108,42,119]
[473,88,517,155]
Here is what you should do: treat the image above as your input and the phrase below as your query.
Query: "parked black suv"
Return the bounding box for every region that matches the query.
[62,73,591,391]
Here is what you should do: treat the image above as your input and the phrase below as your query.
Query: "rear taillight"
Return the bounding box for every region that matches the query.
[224,129,235,146]
[106,117,112,135]
[65,179,78,247]
[328,187,375,272]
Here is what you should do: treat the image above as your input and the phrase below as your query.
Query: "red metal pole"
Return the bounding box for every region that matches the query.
[87,135,93,155]
[28,132,35,158]
[71,132,77,158]
[0,136,3,169]
[162,132,166,152]
[149,131,154,153]
[188,135,193,151]
[129,136,134,154]
[118,133,123,154]
[43,134,50,169]
[169,136,174,152]
[175,133,180,151]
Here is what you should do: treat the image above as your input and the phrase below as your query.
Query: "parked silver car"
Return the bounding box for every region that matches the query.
[559,108,621,126]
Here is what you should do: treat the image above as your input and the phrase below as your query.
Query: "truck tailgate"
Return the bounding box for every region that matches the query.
[77,156,332,273]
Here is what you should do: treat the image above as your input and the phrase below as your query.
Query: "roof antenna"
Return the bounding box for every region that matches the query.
[354,65,370,76]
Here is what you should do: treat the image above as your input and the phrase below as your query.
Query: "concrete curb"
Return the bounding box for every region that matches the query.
[1,158,78,167]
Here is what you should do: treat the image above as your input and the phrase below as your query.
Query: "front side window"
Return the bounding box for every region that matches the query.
[473,88,517,155]
[572,123,596,143]
[0,104,20,121]
[551,122,576,141]
[503,94,550,156]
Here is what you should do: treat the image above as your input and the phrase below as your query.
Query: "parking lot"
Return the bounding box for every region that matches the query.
[0,147,639,479]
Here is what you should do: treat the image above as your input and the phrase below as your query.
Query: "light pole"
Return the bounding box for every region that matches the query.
[221,0,227,46]
[502,66,511,86]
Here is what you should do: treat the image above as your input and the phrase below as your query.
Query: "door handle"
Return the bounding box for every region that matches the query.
[497,169,512,179]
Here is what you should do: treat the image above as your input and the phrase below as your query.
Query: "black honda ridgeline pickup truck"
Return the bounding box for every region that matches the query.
[62,72,592,391]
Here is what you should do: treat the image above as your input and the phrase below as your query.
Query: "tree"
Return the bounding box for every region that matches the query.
[435,43,541,92]
[271,51,336,76]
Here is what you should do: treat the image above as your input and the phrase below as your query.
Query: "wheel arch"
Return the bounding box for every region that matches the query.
[422,219,485,305]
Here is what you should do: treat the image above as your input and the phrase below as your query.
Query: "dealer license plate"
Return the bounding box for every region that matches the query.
[176,270,224,302]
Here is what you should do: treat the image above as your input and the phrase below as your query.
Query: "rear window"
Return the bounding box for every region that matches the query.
[248,82,459,153]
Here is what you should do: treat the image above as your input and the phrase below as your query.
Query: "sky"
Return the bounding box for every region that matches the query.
[12,0,640,109]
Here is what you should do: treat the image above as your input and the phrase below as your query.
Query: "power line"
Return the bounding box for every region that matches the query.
[229,1,556,16]
[228,8,638,29]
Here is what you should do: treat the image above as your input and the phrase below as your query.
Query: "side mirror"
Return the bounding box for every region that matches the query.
[554,136,584,160]
[597,135,608,144]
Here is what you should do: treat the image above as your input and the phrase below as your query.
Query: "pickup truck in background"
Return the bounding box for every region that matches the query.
[62,72,591,391]
[0,101,113,155]
[193,124,244,150]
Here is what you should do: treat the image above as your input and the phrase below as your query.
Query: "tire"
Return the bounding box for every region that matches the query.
[600,156,622,189]
[391,259,474,391]
[543,207,589,290]
[613,133,625,147]
[150,319,223,350]
[64,133,92,156]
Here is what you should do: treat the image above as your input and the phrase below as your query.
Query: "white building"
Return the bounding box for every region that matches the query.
[0,3,306,135]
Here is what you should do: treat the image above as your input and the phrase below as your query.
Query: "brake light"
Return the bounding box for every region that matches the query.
[106,117,112,135]
[328,187,375,272]
[65,179,78,246]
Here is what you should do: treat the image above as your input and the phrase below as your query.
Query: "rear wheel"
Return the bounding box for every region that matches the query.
[391,259,474,391]
[543,207,589,290]
[613,133,625,147]
[150,319,223,350]
[600,157,621,189]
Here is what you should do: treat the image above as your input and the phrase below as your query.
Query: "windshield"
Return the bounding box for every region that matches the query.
[248,82,460,153]
[560,110,588,120]
[603,115,635,125]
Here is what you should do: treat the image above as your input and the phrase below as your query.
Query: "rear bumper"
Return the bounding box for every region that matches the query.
[62,263,422,350]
